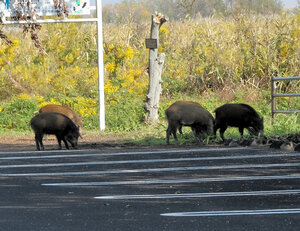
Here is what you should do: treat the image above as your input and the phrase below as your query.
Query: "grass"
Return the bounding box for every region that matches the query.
[0,88,299,147]
[0,14,299,145]
[0,112,298,147]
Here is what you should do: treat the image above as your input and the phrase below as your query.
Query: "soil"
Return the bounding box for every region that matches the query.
[0,134,134,152]
[0,133,299,152]
[0,134,178,152]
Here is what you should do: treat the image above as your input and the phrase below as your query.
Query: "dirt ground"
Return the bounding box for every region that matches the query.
[0,134,138,152]
[0,133,184,152]
[0,133,225,152]
[0,133,298,152]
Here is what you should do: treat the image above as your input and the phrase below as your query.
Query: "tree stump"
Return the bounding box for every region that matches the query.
[145,12,168,124]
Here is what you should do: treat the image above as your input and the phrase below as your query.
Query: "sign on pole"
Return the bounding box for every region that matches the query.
[0,0,90,17]
[145,38,158,49]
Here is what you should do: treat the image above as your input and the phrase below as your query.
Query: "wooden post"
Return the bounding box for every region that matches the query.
[145,12,168,124]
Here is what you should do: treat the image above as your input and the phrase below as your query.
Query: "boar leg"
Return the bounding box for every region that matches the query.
[219,126,227,142]
[55,136,62,149]
[191,126,197,137]
[166,126,171,144]
[34,135,40,151]
[172,129,179,144]
[191,125,203,143]
[247,127,255,136]
[259,130,264,144]
[166,121,179,144]
[62,138,70,149]
[178,125,183,135]
[239,127,244,139]
[55,135,69,150]
[35,133,44,151]
[195,133,204,144]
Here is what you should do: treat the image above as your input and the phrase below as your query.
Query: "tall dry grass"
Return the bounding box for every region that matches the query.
[0,13,299,131]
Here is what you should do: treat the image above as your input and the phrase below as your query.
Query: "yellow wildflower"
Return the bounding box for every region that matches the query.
[37,96,44,103]
[125,46,134,59]
[12,40,20,46]
[105,62,116,73]
[65,53,74,64]
[108,44,115,51]
[160,27,170,36]
[38,102,48,108]
[50,98,60,104]
[57,44,65,53]
[19,93,31,100]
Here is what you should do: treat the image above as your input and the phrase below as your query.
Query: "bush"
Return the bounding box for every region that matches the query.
[0,97,38,131]
[0,13,299,135]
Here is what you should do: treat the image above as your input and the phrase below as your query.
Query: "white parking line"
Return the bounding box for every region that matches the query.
[0,147,257,160]
[42,174,300,187]
[1,153,299,169]
[95,189,300,200]
[2,162,300,177]
[161,208,300,217]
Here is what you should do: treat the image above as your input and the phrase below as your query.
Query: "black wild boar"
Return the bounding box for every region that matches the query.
[214,103,264,142]
[30,112,80,151]
[39,104,83,133]
[165,101,215,144]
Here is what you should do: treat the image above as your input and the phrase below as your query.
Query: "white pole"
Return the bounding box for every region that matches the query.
[96,0,105,130]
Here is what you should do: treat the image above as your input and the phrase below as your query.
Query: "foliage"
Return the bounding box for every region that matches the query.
[0,96,38,131]
[161,13,299,95]
[0,13,299,138]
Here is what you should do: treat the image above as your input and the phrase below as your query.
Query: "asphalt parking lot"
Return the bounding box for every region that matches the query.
[0,146,300,231]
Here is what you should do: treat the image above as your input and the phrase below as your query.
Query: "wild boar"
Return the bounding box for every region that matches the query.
[214,103,264,142]
[165,101,215,144]
[39,104,83,133]
[30,112,80,151]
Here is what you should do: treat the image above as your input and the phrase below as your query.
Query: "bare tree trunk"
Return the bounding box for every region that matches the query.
[145,12,168,124]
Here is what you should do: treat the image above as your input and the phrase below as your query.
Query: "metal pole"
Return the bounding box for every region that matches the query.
[1,18,99,24]
[271,77,275,119]
[96,0,105,130]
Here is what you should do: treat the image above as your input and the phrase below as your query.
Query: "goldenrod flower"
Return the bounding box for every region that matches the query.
[19,93,31,100]
[105,62,116,73]
[65,53,74,64]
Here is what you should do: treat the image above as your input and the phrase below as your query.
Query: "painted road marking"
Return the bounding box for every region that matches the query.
[95,189,300,200]
[42,174,300,187]
[1,153,299,169]
[0,147,257,160]
[161,208,300,217]
[2,162,300,177]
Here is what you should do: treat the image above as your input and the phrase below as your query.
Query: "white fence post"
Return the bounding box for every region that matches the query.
[96,0,105,130]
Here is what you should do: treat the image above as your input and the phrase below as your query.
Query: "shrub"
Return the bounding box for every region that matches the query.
[0,13,299,135]
[0,96,38,131]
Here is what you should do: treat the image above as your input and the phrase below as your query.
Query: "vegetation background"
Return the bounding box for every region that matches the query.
[0,0,299,144]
